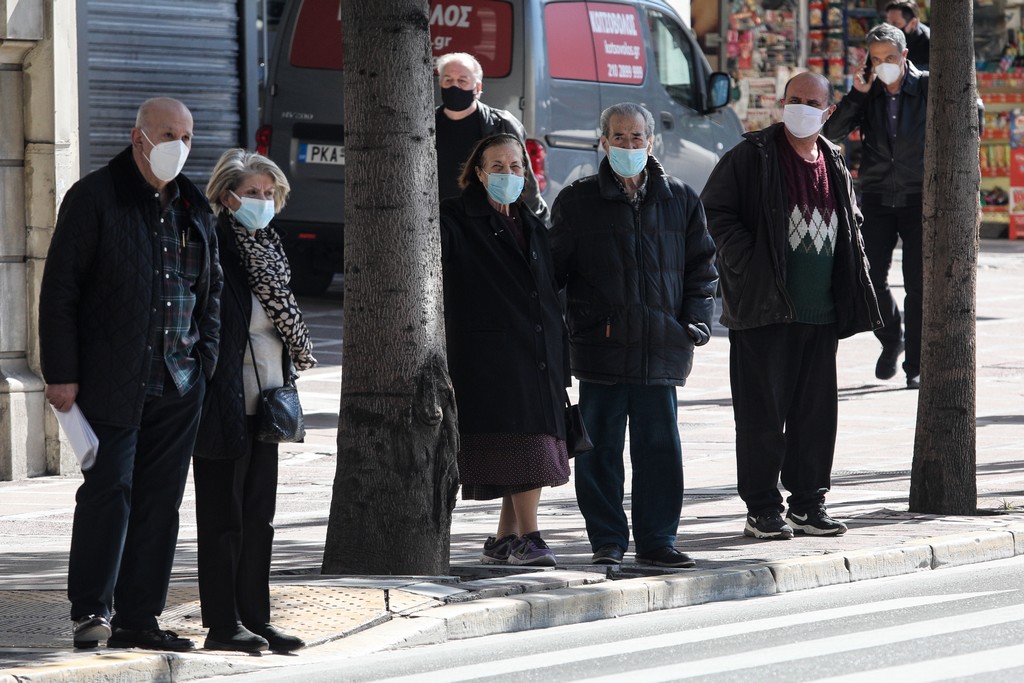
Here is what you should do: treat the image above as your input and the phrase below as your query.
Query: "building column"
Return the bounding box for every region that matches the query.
[1,1,79,479]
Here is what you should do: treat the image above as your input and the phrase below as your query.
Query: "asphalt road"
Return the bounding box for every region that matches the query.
[196,555,1024,682]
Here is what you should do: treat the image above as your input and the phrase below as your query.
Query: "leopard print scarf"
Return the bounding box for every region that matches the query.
[231,219,317,371]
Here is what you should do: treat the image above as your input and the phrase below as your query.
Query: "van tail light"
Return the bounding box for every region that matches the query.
[526,138,547,194]
[255,125,272,156]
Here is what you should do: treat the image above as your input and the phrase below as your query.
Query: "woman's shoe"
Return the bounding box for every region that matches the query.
[203,624,269,653]
[245,623,306,653]
[508,531,557,567]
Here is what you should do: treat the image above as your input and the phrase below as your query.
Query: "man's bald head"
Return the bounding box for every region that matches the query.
[783,72,833,107]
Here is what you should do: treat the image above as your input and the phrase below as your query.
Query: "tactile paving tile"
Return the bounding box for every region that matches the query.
[0,585,390,649]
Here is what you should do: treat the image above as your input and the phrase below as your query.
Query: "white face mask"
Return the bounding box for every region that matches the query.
[141,130,189,182]
[874,62,903,86]
[782,104,827,139]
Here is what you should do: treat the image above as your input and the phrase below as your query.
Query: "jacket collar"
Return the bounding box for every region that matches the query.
[108,145,209,213]
[597,154,672,202]
[744,122,844,162]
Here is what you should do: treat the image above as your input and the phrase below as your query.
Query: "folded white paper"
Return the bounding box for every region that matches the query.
[50,402,99,471]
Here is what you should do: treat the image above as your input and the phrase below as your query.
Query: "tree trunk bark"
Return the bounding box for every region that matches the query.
[909,0,979,514]
[323,0,459,574]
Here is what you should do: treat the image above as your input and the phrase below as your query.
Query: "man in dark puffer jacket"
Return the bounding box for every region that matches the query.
[702,72,880,542]
[39,98,222,652]
[550,102,718,570]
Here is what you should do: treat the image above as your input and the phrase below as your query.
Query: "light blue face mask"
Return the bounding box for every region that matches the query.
[482,172,525,205]
[607,145,649,178]
[230,191,276,231]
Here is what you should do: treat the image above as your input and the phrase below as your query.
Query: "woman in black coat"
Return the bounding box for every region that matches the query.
[440,134,570,567]
[193,149,316,653]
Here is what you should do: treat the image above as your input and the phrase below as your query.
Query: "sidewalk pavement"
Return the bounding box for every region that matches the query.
[2,240,1024,682]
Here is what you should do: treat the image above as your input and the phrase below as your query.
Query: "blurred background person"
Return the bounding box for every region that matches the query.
[193,148,316,653]
[440,134,570,567]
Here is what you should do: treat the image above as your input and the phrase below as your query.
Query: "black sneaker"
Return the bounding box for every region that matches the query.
[480,534,518,564]
[73,614,111,649]
[744,511,794,540]
[786,505,848,536]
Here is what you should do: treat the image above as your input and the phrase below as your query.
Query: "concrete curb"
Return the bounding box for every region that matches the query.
[4,527,1024,682]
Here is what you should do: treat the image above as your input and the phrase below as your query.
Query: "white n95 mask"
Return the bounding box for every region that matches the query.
[141,130,189,182]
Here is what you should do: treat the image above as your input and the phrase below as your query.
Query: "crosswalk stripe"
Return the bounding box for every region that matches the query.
[810,643,1024,682]
[579,604,1024,682]
[371,593,1009,683]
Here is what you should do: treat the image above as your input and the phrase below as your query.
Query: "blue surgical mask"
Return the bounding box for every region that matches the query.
[607,145,649,178]
[230,191,276,231]
[482,172,525,205]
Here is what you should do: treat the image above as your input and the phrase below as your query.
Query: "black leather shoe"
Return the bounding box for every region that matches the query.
[245,623,305,653]
[73,614,111,649]
[906,374,920,389]
[107,626,195,652]
[636,547,696,568]
[875,340,904,380]
[204,624,269,653]
[592,544,624,565]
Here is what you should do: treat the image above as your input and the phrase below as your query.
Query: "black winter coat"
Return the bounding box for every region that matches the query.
[549,157,718,386]
[193,214,290,459]
[39,146,222,427]
[701,124,881,338]
[440,183,567,439]
[436,101,549,223]
[822,64,928,208]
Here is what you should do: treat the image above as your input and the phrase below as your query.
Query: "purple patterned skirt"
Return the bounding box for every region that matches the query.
[458,432,570,500]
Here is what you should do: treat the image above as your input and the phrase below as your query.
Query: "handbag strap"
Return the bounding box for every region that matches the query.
[225,275,266,396]
[564,388,572,409]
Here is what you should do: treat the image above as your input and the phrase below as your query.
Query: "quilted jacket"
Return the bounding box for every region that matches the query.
[548,156,719,386]
[39,146,222,428]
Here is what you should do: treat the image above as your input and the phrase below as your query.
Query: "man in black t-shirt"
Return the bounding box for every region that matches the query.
[435,52,548,223]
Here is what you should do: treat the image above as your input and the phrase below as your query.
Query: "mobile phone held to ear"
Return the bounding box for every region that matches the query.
[863,61,872,77]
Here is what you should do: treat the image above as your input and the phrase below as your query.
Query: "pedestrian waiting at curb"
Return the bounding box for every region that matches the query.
[702,72,881,541]
[440,134,570,567]
[39,97,222,651]
[549,103,719,569]
[192,149,317,654]
[823,23,927,389]
[435,51,549,223]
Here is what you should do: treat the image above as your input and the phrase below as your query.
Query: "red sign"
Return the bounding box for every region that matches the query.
[290,0,513,78]
[1011,147,1024,187]
[588,2,645,85]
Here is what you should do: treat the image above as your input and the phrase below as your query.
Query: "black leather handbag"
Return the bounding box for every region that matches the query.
[247,336,306,444]
[564,390,593,458]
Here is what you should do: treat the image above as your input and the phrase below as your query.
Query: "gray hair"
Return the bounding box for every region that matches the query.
[206,148,291,215]
[436,52,483,82]
[866,23,907,53]
[600,103,655,138]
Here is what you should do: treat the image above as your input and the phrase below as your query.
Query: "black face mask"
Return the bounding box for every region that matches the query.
[441,86,476,112]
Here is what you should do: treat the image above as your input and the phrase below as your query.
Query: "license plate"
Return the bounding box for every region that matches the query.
[298,143,345,165]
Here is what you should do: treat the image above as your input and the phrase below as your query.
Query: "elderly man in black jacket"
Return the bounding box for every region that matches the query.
[702,72,880,541]
[550,102,718,569]
[435,51,549,223]
[823,23,927,389]
[39,97,222,652]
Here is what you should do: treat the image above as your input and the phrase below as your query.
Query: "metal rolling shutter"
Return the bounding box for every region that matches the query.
[80,0,241,186]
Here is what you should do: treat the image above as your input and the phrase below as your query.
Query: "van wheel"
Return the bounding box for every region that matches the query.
[289,264,335,297]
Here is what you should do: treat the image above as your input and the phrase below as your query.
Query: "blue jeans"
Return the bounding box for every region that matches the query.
[575,382,683,555]
[68,373,204,630]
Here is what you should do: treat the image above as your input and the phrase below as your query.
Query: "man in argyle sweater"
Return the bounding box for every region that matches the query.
[702,72,881,540]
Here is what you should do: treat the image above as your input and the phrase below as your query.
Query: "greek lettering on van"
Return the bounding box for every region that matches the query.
[589,11,638,36]
[430,4,472,28]
[603,41,641,60]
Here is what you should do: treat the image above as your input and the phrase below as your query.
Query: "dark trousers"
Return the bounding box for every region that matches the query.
[575,382,683,555]
[729,324,838,514]
[68,373,204,630]
[193,419,279,629]
[861,203,923,377]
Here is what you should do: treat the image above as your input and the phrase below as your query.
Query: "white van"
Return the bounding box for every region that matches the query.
[259,0,743,294]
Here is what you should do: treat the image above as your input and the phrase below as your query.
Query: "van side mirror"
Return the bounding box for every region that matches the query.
[706,72,731,111]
